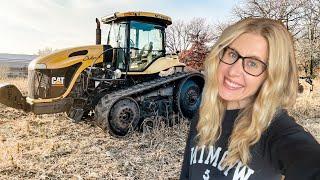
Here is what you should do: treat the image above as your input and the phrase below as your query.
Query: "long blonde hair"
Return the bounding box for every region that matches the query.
[196,18,298,167]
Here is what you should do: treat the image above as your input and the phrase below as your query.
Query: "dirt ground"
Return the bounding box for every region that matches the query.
[0,77,319,179]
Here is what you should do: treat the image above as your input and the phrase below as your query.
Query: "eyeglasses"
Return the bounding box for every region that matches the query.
[219,46,268,76]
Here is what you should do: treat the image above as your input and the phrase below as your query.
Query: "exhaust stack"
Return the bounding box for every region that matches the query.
[96,18,101,45]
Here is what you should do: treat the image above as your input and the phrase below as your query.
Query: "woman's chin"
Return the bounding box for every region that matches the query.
[218,87,243,102]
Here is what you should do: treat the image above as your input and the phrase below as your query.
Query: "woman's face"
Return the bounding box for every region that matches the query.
[217,32,268,109]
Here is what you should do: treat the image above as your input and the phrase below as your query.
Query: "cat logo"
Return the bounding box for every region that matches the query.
[51,77,65,86]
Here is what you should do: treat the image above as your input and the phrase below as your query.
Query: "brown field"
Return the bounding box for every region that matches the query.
[0,76,319,179]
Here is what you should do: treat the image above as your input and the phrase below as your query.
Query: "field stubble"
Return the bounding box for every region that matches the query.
[0,77,319,179]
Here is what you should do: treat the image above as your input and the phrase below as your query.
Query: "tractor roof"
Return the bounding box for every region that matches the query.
[101,11,172,26]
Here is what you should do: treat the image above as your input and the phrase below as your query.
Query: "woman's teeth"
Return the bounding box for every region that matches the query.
[224,78,244,89]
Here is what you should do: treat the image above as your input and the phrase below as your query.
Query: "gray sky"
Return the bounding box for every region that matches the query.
[0,0,241,55]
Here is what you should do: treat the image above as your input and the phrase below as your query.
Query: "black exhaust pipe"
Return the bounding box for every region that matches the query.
[96,18,101,45]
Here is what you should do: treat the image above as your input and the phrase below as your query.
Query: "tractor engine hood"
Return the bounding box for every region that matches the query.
[26,45,105,101]
[0,45,105,114]
[29,45,104,70]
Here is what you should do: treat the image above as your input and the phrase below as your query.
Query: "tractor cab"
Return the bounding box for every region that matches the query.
[97,12,172,73]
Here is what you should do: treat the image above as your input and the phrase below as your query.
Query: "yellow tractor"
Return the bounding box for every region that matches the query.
[0,12,204,136]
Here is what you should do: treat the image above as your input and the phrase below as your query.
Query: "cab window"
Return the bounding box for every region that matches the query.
[129,21,164,71]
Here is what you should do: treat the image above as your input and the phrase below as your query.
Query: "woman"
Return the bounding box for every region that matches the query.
[180,18,320,180]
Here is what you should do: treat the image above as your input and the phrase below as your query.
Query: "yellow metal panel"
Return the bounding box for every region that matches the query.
[126,56,185,75]
[30,45,104,69]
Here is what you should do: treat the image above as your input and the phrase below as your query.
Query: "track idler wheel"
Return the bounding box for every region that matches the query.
[175,78,203,119]
[108,97,140,136]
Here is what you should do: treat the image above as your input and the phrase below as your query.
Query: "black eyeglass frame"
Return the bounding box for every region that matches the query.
[219,46,268,77]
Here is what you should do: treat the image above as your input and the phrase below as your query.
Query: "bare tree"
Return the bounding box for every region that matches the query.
[298,0,320,77]
[166,20,192,53]
[166,18,216,53]
[233,0,307,38]
[37,47,54,57]
[213,20,232,40]
[188,18,216,44]
[175,18,216,70]
[165,18,219,69]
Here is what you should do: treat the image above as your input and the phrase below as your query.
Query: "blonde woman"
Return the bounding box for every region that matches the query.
[180,18,320,180]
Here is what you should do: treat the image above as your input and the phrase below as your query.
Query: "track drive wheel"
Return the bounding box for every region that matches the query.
[108,97,140,136]
[175,78,202,119]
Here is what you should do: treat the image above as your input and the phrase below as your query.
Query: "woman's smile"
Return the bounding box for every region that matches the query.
[223,76,244,90]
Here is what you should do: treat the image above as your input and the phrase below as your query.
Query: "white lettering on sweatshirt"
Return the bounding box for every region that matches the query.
[190,145,255,179]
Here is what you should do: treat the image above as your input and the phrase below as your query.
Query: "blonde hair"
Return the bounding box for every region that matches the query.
[196,18,298,167]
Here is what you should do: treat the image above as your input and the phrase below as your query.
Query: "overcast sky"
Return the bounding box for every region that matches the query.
[0,0,241,55]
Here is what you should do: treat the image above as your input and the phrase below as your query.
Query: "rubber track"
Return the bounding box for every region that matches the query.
[94,71,198,135]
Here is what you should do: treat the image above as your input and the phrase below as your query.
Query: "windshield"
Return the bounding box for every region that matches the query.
[106,22,127,48]
[129,21,164,71]
[105,22,127,70]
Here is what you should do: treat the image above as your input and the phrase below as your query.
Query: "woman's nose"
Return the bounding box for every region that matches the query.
[228,58,244,76]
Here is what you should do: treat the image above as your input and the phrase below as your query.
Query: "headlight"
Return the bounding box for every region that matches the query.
[113,69,122,79]
[35,64,47,69]
[28,62,47,70]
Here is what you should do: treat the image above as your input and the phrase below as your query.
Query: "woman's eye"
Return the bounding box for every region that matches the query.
[246,59,258,68]
[229,51,238,60]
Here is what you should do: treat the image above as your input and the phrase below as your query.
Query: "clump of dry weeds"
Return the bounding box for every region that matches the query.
[288,78,320,140]
[0,65,10,80]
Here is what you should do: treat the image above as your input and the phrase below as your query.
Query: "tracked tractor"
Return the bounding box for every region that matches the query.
[0,12,204,136]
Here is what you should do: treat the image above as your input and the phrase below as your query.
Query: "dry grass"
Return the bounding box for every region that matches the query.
[0,110,188,179]
[289,78,320,141]
[0,65,10,81]
[0,66,28,94]
[0,77,319,179]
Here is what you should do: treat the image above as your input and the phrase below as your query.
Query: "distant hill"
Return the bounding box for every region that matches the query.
[0,53,38,77]
[0,53,38,68]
